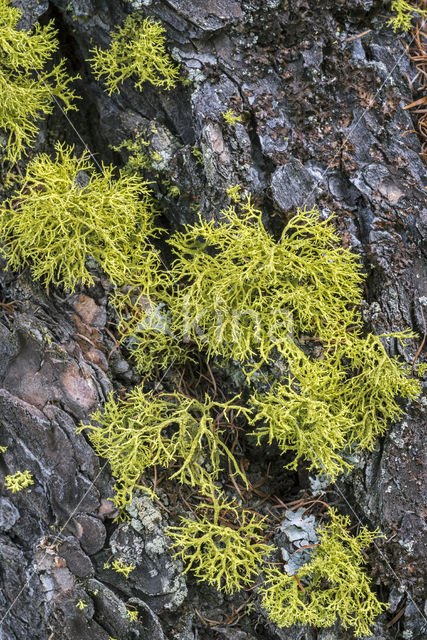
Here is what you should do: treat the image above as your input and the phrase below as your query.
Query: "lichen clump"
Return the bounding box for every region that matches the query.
[5,470,34,492]
[162,199,420,477]
[167,200,364,375]
[79,388,249,512]
[388,0,427,31]
[249,332,420,478]
[168,497,272,594]
[111,284,194,378]
[0,0,79,162]
[0,142,159,291]
[260,510,387,636]
[89,15,179,95]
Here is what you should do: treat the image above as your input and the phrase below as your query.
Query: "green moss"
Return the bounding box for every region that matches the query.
[78,388,250,513]
[0,142,159,291]
[260,509,387,637]
[388,1,427,31]
[0,0,79,163]
[168,495,272,593]
[89,15,179,95]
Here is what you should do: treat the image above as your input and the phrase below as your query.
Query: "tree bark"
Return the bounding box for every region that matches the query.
[0,1,425,639]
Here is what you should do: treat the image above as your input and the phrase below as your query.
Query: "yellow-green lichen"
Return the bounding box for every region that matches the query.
[167,198,364,376]
[226,184,243,202]
[388,0,427,32]
[222,109,243,126]
[0,142,159,291]
[4,469,34,492]
[89,15,179,95]
[78,388,249,513]
[168,496,272,593]
[250,332,420,479]
[163,196,420,477]
[126,608,139,622]
[112,283,194,379]
[111,133,152,174]
[260,509,387,637]
[105,559,135,578]
[0,0,79,163]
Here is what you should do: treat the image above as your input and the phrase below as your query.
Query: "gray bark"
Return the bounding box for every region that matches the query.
[0,1,426,639]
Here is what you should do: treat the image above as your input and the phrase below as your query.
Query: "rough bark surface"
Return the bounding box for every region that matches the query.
[0,1,426,639]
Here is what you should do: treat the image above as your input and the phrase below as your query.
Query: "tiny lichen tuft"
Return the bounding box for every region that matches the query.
[89,15,179,95]
[388,1,427,32]
[222,109,243,126]
[226,184,243,202]
[126,608,139,622]
[109,559,136,578]
[5,470,34,492]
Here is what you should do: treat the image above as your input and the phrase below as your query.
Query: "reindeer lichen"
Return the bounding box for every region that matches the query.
[79,388,249,513]
[89,15,179,95]
[0,142,159,291]
[260,509,387,637]
[168,496,272,593]
[0,0,79,163]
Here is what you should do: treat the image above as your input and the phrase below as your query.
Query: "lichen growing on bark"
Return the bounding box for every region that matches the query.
[260,510,387,636]
[0,0,79,162]
[79,388,250,512]
[0,143,159,291]
[168,495,272,594]
[89,14,179,95]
